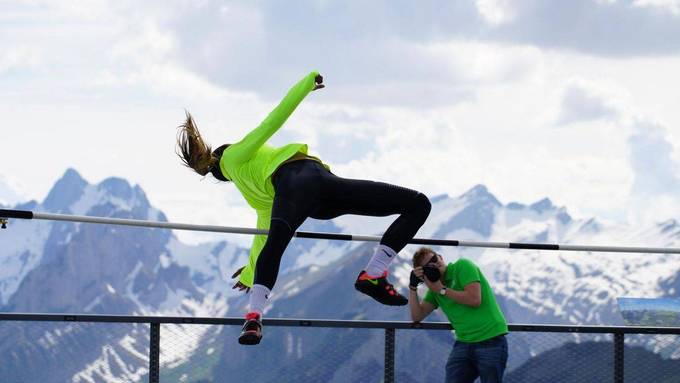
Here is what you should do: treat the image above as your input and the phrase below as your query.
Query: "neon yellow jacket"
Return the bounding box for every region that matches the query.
[220,71,329,287]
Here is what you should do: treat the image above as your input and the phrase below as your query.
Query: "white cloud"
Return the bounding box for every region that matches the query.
[476,0,517,25]
[160,0,680,108]
[594,114,680,225]
[2,1,680,243]
[0,175,28,206]
[556,82,621,125]
[628,118,680,197]
[0,47,40,74]
[489,0,680,56]
[633,0,680,14]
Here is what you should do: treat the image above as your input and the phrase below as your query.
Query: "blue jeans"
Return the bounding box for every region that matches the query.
[445,335,508,383]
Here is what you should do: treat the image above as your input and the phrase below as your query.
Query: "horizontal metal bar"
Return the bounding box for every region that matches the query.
[0,209,33,219]
[33,211,271,236]
[557,244,679,254]
[3,209,680,254]
[509,242,559,250]
[1,313,680,334]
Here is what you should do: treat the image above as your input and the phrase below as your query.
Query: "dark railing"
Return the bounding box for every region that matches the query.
[2,313,679,383]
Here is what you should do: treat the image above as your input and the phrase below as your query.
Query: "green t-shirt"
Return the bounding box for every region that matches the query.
[220,71,330,287]
[424,258,508,343]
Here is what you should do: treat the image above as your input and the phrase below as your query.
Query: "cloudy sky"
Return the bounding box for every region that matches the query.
[2,0,680,244]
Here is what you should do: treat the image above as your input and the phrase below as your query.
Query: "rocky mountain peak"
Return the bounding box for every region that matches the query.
[42,168,87,212]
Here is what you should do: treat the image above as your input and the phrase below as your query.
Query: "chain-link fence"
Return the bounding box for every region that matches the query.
[504,332,616,382]
[623,333,680,382]
[160,324,386,382]
[0,318,148,382]
[1,314,679,383]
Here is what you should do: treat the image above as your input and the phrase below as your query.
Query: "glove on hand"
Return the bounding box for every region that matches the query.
[409,270,423,289]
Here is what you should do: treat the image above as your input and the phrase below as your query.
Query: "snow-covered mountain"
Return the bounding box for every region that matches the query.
[2,170,680,382]
[0,168,358,382]
[0,169,245,382]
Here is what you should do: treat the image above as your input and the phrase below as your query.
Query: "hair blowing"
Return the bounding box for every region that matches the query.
[176,111,220,177]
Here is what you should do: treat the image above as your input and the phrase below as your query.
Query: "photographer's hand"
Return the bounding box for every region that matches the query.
[409,270,424,290]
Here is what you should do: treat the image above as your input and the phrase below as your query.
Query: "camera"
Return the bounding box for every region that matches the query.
[422,264,441,282]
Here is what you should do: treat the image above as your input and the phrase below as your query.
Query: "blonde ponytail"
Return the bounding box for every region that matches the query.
[176,111,219,176]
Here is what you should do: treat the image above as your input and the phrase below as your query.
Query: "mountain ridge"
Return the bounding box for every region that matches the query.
[2,168,680,381]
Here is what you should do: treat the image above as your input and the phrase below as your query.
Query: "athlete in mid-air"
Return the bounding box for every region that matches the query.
[177,71,431,345]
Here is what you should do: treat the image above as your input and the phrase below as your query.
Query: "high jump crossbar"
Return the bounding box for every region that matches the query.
[1,208,679,254]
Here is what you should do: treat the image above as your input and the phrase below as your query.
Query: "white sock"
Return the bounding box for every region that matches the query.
[248,284,271,316]
[365,244,398,277]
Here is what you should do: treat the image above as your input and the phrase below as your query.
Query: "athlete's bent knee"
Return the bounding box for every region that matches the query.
[411,192,432,221]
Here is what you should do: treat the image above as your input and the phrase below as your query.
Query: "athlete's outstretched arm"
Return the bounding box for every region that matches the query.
[231,209,271,290]
[222,71,323,165]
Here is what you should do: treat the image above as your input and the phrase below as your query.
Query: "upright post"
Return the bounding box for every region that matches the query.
[149,323,160,383]
[614,332,624,383]
[385,328,395,383]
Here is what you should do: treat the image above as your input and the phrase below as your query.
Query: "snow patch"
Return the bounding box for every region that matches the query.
[72,344,147,383]
[0,217,51,304]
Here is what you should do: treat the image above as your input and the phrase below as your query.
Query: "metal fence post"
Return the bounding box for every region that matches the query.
[150,323,160,383]
[614,333,624,383]
[385,328,395,383]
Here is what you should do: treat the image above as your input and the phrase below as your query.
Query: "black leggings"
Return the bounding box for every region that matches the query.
[254,160,432,290]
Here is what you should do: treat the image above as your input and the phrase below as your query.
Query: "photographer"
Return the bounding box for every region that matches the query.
[409,247,508,383]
